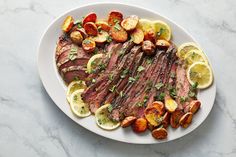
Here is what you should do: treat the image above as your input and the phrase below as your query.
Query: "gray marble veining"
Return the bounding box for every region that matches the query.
[0,0,235,156]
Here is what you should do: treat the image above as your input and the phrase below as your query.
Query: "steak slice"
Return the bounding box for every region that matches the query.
[61,66,88,84]
[176,62,197,112]
[55,35,72,61]
[87,46,141,113]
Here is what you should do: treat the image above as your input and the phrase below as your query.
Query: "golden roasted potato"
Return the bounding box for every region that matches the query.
[121,15,139,31]
[144,29,156,43]
[189,100,201,114]
[121,116,137,128]
[152,101,165,115]
[165,96,178,113]
[93,31,109,44]
[152,128,168,140]
[62,16,74,32]
[144,107,162,127]
[179,112,193,128]
[132,117,147,133]
[108,11,123,26]
[84,22,98,36]
[70,31,83,45]
[82,12,97,26]
[142,40,156,55]
[82,38,96,53]
[110,24,128,42]
[170,110,184,128]
[162,112,171,128]
[96,21,111,32]
[156,39,171,49]
[130,28,144,44]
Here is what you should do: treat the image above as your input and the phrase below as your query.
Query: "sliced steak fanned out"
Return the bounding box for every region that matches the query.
[61,66,88,84]
[105,50,145,104]
[81,43,123,103]
[176,62,197,112]
[88,46,142,113]
[110,49,165,121]
[82,41,134,104]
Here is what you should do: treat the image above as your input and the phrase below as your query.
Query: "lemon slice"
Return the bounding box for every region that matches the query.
[87,54,104,74]
[95,104,120,130]
[137,19,155,33]
[70,89,91,117]
[187,62,213,89]
[184,49,208,66]
[66,81,87,103]
[152,20,172,41]
[177,42,202,59]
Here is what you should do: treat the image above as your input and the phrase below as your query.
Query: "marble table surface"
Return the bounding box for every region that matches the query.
[0,0,236,156]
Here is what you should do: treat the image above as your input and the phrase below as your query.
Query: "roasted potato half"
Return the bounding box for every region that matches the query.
[121,116,137,128]
[152,128,168,140]
[162,112,171,129]
[84,22,98,36]
[152,101,165,115]
[170,110,184,128]
[96,21,111,32]
[82,38,96,53]
[70,31,83,45]
[144,29,156,43]
[130,28,144,44]
[142,40,156,55]
[165,96,178,113]
[62,16,74,32]
[145,107,162,127]
[156,39,171,49]
[132,117,148,133]
[189,100,201,114]
[93,31,109,44]
[110,24,128,42]
[121,15,139,31]
[179,112,193,128]
[82,12,97,26]
[108,11,123,26]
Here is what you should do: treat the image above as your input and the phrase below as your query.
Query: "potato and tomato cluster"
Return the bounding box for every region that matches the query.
[61,10,172,55]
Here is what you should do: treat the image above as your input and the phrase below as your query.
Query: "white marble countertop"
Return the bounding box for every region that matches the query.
[0,0,236,156]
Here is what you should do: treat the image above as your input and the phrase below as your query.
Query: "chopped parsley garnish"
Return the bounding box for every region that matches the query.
[109,85,116,93]
[156,92,165,101]
[98,62,106,71]
[155,82,164,90]
[114,23,121,31]
[145,80,153,92]
[180,96,187,103]
[128,77,136,83]
[106,35,113,43]
[113,19,120,23]
[169,87,177,98]
[143,95,149,103]
[137,66,145,72]
[120,69,129,79]
[119,91,124,97]
[73,76,79,81]
[156,28,165,37]
[191,82,198,90]
[74,20,82,28]
[188,91,196,98]
[83,39,91,44]
[92,79,96,83]
[97,26,102,32]
[107,105,113,113]
[73,95,78,101]
[108,73,114,81]
[147,57,153,64]
[68,47,77,61]
[170,72,176,79]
